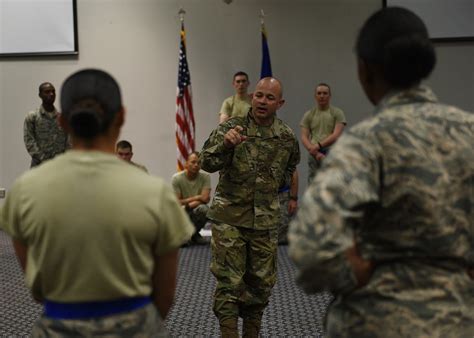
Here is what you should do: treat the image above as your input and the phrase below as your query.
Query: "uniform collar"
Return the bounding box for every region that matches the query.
[375,85,438,114]
[246,109,283,138]
[39,105,58,117]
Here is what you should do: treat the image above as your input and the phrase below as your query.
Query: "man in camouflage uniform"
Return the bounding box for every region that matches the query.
[24,82,69,167]
[201,77,300,337]
[289,7,474,338]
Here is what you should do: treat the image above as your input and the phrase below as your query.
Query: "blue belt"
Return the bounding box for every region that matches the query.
[44,296,151,320]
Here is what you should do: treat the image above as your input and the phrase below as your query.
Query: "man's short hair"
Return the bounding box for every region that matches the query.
[116,140,132,151]
[316,82,331,94]
[187,151,200,159]
[233,71,249,81]
[38,82,53,94]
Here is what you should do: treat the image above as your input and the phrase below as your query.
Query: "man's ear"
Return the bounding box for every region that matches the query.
[277,99,285,110]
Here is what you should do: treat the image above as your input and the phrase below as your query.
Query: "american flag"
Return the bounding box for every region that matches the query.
[175,22,195,171]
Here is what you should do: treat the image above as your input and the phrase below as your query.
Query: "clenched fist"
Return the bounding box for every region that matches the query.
[224,125,247,148]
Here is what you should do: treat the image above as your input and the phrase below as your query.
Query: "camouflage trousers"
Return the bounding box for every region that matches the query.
[31,303,169,337]
[210,222,278,323]
[187,204,209,233]
[278,191,295,244]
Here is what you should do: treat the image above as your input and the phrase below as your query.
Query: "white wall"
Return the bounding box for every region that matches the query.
[0,61,3,195]
[1,0,473,201]
[428,42,474,109]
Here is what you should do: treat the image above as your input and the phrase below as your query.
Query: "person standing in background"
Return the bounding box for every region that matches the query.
[218,71,252,124]
[300,83,346,183]
[24,82,69,167]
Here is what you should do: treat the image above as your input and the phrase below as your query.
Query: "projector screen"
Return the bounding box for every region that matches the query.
[383,0,474,41]
[0,0,78,56]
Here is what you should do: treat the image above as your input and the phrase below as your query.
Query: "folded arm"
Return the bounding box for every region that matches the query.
[177,188,211,208]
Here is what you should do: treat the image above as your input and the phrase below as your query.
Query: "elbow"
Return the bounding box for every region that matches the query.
[293,255,359,295]
[293,261,340,295]
[289,246,332,294]
[199,158,211,172]
[200,163,220,173]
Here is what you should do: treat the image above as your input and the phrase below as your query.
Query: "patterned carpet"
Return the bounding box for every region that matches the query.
[0,230,331,337]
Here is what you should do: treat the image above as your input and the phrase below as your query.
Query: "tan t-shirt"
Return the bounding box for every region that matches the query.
[219,94,252,119]
[300,105,346,143]
[171,170,211,198]
[0,150,194,302]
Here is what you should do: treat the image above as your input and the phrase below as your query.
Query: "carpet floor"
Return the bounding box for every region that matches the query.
[0,230,331,337]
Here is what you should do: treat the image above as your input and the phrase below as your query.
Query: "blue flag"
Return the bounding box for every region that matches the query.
[260,24,272,79]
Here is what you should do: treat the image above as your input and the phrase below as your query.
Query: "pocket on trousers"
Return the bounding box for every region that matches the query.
[210,244,227,277]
